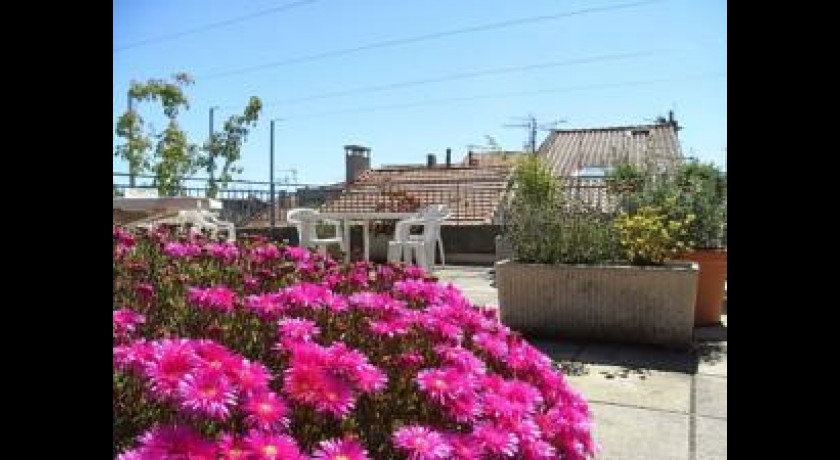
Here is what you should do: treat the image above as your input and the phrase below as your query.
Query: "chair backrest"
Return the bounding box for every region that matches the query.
[396,204,450,243]
[286,208,320,246]
[419,204,451,221]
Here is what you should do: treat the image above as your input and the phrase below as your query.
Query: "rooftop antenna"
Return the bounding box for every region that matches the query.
[504,114,566,153]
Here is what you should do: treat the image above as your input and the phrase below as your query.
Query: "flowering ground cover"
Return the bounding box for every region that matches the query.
[113,226,595,459]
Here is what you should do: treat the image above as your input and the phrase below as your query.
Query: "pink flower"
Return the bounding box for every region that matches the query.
[282,245,311,262]
[348,292,404,313]
[250,243,281,263]
[278,317,320,345]
[217,433,252,460]
[519,437,557,460]
[368,317,412,337]
[177,368,236,420]
[416,367,474,404]
[128,425,216,460]
[434,345,486,374]
[396,352,425,368]
[244,293,285,320]
[135,283,155,302]
[244,430,306,460]
[243,275,260,291]
[393,425,452,460]
[244,391,290,430]
[186,286,237,312]
[229,359,272,395]
[283,361,356,418]
[473,423,519,458]
[145,339,197,399]
[164,241,202,258]
[447,434,481,460]
[473,331,509,361]
[311,436,370,460]
[205,242,240,260]
[194,340,239,371]
[113,308,145,339]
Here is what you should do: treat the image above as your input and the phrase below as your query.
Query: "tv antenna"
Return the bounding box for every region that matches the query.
[504,114,566,153]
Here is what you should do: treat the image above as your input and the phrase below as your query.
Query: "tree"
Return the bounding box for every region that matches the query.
[114,73,195,195]
[114,73,262,196]
[202,97,263,197]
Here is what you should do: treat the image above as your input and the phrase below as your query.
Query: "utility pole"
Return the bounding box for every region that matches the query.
[128,92,135,187]
[209,107,217,142]
[208,106,219,192]
[269,118,283,229]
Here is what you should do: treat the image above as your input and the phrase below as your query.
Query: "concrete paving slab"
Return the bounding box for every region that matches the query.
[566,364,692,413]
[577,343,697,374]
[695,416,727,460]
[696,342,727,377]
[589,402,689,460]
[694,375,727,419]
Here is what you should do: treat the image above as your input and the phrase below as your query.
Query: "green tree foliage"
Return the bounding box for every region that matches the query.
[201,97,263,197]
[115,73,262,197]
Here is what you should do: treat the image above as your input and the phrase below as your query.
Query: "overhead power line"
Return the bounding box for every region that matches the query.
[113,0,318,52]
[198,0,666,80]
[281,72,726,120]
[239,50,659,110]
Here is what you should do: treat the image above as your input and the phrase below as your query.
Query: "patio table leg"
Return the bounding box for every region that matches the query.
[362,221,370,262]
[343,219,351,263]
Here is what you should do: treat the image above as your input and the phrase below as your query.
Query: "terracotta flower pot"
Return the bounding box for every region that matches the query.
[681,249,727,326]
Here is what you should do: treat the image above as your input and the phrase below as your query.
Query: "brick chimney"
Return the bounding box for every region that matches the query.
[345,145,371,184]
[445,148,451,168]
[426,153,437,168]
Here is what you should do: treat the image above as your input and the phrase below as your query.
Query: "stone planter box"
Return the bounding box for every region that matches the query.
[495,259,699,347]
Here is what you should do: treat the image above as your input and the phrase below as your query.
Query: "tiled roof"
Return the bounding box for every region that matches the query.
[321,165,513,225]
[461,151,524,167]
[538,122,682,177]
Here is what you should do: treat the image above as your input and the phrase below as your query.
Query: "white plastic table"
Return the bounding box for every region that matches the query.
[319,211,416,262]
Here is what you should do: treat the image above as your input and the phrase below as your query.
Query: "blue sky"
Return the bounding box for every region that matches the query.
[113,0,726,185]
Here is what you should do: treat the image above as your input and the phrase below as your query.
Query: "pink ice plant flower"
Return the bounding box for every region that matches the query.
[205,242,240,261]
[186,286,237,312]
[145,339,198,399]
[244,391,290,430]
[277,317,320,346]
[311,436,370,460]
[113,308,145,339]
[216,433,252,460]
[416,366,475,405]
[163,241,202,258]
[244,292,285,320]
[118,425,216,460]
[244,430,306,460]
[249,243,281,263]
[177,367,237,420]
[392,425,452,460]
[473,422,519,458]
[228,359,272,395]
[281,245,311,262]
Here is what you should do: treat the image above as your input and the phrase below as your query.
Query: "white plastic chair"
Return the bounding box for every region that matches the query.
[387,204,450,271]
[194,210,236,242]
[286,208,346,257]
